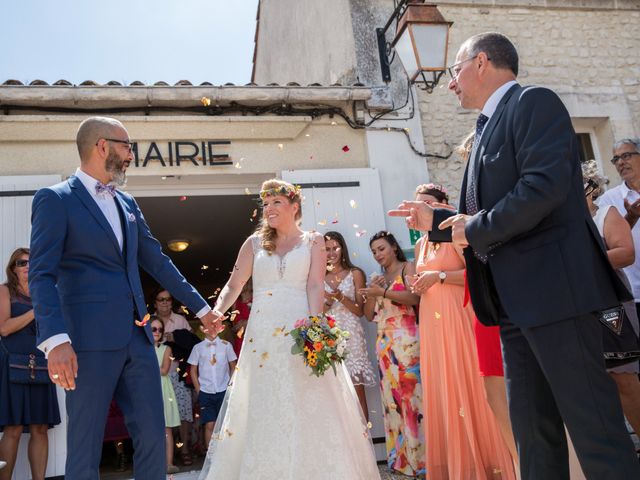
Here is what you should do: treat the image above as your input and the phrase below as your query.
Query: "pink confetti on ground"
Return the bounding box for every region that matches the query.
[342,145,350,152]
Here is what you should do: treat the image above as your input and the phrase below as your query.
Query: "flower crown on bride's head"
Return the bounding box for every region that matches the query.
[259,184,302,200]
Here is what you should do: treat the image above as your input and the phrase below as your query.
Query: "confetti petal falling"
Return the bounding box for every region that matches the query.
[135,313,151,327]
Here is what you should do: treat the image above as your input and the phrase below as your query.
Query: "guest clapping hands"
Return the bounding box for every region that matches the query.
[323,231,376,420]
[361,232,424,477]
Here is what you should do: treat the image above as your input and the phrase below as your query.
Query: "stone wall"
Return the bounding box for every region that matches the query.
[419,3,640,205]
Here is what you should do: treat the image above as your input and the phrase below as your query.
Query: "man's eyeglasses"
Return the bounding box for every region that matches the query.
[152,327,164,333]
[97,138,134,153]
[156,297,172,303]
[611,151,639,165]
[447,55,479,80]
[15,259,29,267]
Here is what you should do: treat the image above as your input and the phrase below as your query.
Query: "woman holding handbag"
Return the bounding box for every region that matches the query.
[583,160,640,438]
[0,248,60,480]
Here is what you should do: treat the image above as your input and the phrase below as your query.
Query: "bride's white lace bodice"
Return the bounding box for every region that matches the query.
[251,233,310,299]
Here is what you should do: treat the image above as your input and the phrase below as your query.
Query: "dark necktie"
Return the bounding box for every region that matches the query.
[465,113,489,215]
[465,113,489,262]
[95,181,116,197]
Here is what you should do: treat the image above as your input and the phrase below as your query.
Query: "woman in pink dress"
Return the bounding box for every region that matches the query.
[411,183,516,479]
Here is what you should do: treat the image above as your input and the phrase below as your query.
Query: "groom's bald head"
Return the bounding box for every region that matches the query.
[76,116,126,162]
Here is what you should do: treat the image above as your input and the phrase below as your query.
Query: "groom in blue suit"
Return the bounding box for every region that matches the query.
[29,116,224,479]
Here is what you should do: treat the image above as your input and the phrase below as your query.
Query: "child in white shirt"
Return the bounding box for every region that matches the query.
[188,332,237,447]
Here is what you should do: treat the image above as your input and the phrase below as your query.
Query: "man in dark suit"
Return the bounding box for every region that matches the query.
[29,117,224,479]
[391,33,640,479]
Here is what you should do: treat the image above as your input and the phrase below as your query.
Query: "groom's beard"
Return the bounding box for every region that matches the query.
[105,150,128,187]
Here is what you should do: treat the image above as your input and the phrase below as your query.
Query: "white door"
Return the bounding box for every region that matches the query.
[0,175,67,480]
[282,168,389,461]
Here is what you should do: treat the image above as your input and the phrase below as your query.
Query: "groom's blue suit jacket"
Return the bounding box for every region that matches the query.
[29,175,207,351]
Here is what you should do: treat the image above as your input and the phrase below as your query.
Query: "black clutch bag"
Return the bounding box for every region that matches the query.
[1,340,50,384]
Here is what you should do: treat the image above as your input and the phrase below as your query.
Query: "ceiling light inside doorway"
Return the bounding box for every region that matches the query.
[167,239,190,252]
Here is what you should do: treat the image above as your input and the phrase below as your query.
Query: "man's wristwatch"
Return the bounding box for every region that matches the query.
[438,271,447,284]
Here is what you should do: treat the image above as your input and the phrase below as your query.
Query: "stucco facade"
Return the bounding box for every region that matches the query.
[422,0,640,204]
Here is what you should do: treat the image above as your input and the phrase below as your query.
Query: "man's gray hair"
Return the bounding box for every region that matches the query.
[463,32,519,76]
[613,138,640,152]
[76,116,124,161]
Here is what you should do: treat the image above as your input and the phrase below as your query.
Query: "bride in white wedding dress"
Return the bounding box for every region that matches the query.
[199,179,381,480]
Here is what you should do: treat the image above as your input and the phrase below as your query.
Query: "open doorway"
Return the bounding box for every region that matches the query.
[137,194,258,300]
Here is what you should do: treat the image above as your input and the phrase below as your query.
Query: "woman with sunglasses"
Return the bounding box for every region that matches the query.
[0,248,60,480]
[151,316,181,474]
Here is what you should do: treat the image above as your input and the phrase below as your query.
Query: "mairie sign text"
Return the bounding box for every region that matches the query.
[131,140,231,167]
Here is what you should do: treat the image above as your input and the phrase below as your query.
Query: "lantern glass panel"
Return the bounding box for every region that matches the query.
[395,27,419,79]
[412,23,448,70]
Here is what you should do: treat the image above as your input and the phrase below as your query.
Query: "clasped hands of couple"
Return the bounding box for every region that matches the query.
[47,310,225,391]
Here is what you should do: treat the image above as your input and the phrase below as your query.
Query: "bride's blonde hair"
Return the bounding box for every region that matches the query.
[257,179,302,254]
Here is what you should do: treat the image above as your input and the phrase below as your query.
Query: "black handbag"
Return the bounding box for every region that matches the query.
[599,305,640,369]
[599,305,625,335]
[0,340,50,384]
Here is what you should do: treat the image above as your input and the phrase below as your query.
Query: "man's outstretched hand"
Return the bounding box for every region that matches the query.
[388,201,434,232]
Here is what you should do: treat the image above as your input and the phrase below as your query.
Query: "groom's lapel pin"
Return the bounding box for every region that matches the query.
[128,213,136,222]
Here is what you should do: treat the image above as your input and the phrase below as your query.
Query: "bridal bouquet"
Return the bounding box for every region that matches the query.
[289,314,350,377]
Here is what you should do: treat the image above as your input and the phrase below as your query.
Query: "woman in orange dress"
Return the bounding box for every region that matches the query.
[411,184,515,480]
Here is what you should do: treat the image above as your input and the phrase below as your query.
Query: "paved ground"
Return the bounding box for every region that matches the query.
[165,467,410,480]
[101,456,412,480]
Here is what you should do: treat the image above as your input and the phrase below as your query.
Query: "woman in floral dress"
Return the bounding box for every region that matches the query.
[324,231,377,420]
[362,231,425,477]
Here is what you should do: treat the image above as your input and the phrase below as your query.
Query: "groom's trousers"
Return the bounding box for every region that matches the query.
[500,312,640,480]
[65,325,165,480]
